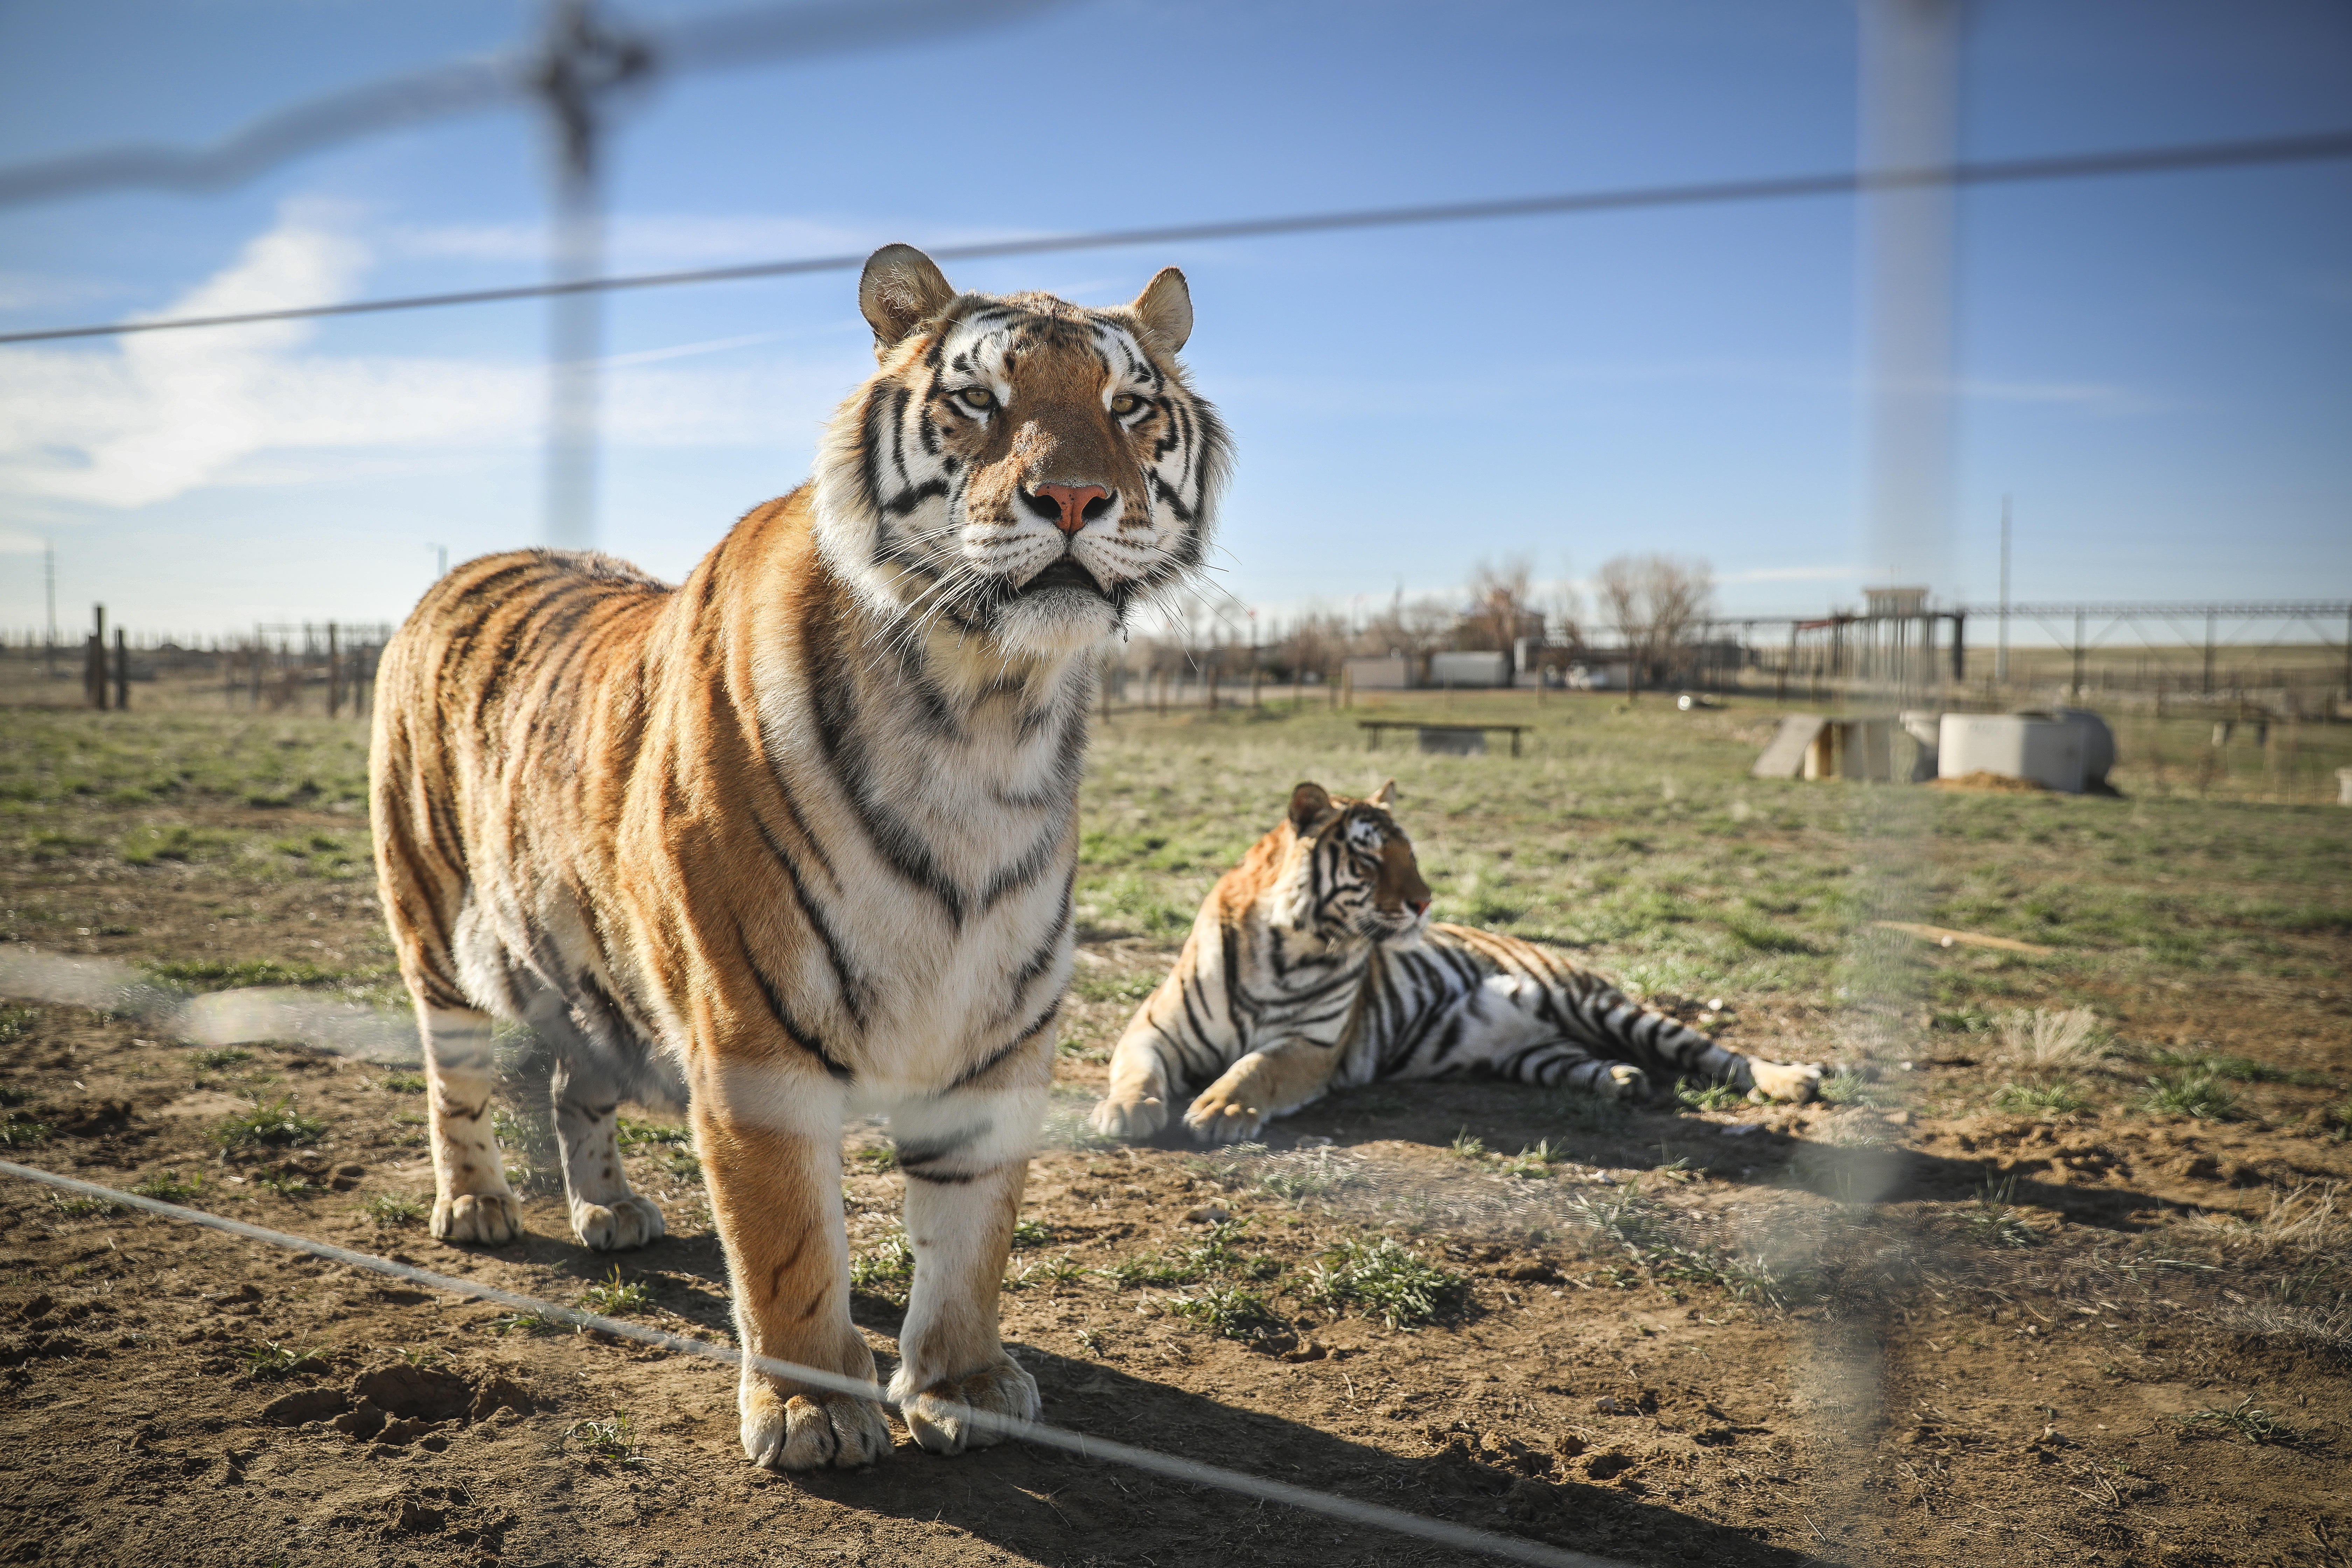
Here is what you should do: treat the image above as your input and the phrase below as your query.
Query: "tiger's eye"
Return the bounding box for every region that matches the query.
[1110,393,1140,416]
[958,387,995,411]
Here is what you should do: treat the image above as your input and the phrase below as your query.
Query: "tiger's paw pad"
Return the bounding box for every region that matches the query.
[1597,1064,1649,1101]
[572,1195,665,1252]
[1747,1061,1824,1104]
[1183,1092,1266,1143]
[430,1192,523,1246]
[740,1386,890,1471]
[1088,1093,1168,1141]
[893,1358,1041,1457]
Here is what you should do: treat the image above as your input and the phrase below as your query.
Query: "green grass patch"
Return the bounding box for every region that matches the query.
[1070,972,1158,1004]
[1993,1081,2089,1117]
[490,1311,567,1337]
[0,1006,36,1045]
[2141,1071,2241,1122]
[616,1116,691,1148]
[1676,1078,1746,1113]
[149,957,344,991]
[210,1096,325,1150]
[1303,1236,1465,1329]
[242,1341,326,1380]
[377,1071,427,1093]
[131,1169,204,1202]
[0,1115,50,1148]
[255,1172,320,1199]
[579,1267,655,1316]
[563,1414,645,1466]
[189,1046,253,1070]
[49,1192,126,1217]
[849,1231,916,1302]
[1166,1282,1288,1341]
[363,1191,427,1226]
[2178,1396,2290,1445]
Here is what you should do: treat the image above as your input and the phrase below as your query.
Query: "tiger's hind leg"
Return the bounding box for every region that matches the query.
[1515,1043,1649,1103]
[550,1053,667,1251]
[418,1004,525,1246]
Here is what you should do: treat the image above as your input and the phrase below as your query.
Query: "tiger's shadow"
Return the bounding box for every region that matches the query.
[1216,1075,2183,1231]
[778,1347,1821,1568]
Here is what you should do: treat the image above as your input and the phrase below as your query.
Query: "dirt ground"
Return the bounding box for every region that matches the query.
[3,705,2350,1567]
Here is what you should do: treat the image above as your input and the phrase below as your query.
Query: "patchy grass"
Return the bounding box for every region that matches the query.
[2177,1396,2291,1446]
[1303,1236,1466,1329]
[362,1191,427,1226]
[616,1117,690,1149]
[2141,1071,2241,1122]
[148,957,349,990]
[1165,1282,1288,1341]
[578,1267,655,1316]
[189,1046,254,1070]
[376,1072,427,1094]
[210,1097,326,1150]
[255,1172,320,1199]
[1676,1079,1747,1113]
[0,1115,50,1148]
[1996,1007,2109,1073]
[490,1311,568,1338]
[48,1192,126,1218]
[849,1231,916,1303]
[1964,1174,2040,1250]
[1993,1081,2089,1117]
[562,1414,645,1466]
[130,1169,203,1203]
[241,1341,327,1381]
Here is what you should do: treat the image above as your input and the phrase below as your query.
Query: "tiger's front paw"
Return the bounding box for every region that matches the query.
[572,1195,665,1252]
[1089,1092,1168,1141]
[892,1357,1041,1457]
[740,1383,891,1471]
[1183,1086,1266,1143]
[1597,1064,1649,1102]
[1746,1060,1824,1104]
[431,1191,523,1246]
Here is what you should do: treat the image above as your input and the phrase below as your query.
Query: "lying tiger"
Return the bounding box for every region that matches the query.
[1090,781,1822,1142]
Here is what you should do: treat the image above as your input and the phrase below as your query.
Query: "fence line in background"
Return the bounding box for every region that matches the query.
[0,1157,1631,1568]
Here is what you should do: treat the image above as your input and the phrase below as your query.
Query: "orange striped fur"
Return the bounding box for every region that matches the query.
[370,246,1227,1471]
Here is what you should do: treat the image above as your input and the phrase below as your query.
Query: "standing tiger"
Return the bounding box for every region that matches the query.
[1090,782,1822,1142]
[370,245,1228,1472]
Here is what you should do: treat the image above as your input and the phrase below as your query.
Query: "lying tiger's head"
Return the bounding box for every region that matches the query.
[814,244,1231,661]
[1270,780,1433,946]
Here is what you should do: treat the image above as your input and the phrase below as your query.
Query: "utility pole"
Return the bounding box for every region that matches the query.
[42,540,55,679]
[1995,494,2011,687]
[532,0,651,551]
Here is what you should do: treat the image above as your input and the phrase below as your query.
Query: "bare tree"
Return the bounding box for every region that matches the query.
[1596,553,1715,682]
[1461,554,1536,653]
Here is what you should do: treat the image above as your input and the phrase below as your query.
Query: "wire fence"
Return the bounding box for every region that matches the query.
[0,1154,1634,1568]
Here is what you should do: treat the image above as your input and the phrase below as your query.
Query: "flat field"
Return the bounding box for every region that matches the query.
[1,694,2348,1568]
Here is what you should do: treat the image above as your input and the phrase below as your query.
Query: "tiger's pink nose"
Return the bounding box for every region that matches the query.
[1409,898,1432,917]
[1031,483,1110,535]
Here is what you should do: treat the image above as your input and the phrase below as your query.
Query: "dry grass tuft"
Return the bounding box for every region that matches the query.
[1997,1007,2108,1073]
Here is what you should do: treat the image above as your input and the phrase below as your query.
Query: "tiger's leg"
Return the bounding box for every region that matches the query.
[550,1054,666,1251]
[887,1087,1045,1455]
[1524,1044,1650,1102]
[1588,996,1822,1104]
[1182,1038,1345,1143]
[695,1062,886,1471]
[420,1005,525,1245]
[1090,1022,1181,1140]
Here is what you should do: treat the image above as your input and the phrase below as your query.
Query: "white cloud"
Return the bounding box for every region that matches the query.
[0,208,855,511]
[394,213,882,268]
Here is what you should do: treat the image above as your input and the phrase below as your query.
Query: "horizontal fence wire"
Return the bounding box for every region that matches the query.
[0,1157,1635,1568]
[5,127,2348,346]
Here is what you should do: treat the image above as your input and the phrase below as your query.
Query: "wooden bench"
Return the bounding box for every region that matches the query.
[1358,720,1528,758]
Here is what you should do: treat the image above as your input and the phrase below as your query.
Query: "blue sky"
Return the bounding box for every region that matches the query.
[0,0,2346,642]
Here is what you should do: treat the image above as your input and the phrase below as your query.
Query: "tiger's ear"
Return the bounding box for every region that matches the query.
[860,244,958,354]
[1127,267,1192,353]
[1287,782,1332,834]
[1365,778,1398,809]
